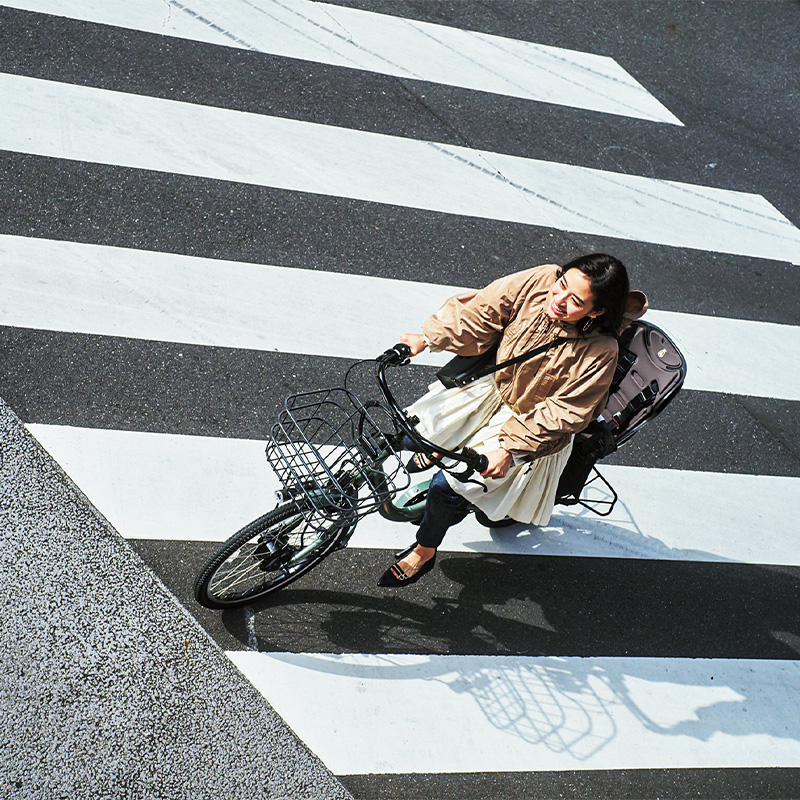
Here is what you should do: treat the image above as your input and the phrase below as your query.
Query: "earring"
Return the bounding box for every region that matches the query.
[579,316,595,334]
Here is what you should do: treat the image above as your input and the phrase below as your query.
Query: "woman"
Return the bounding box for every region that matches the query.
[377,253,644,588]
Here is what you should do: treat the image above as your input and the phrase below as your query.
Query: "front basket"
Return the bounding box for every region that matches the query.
[265,387,410,530]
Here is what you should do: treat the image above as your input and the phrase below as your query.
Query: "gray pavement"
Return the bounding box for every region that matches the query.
[0,397,352,800]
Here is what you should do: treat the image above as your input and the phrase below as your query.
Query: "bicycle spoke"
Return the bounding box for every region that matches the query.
[208,544,265,596]
[198,508,346,606]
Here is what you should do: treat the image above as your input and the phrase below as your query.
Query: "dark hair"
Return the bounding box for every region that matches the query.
[557,253,630,336]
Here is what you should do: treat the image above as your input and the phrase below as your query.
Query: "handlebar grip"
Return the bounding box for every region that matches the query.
[382,342,412,365]
[461,446,488,475]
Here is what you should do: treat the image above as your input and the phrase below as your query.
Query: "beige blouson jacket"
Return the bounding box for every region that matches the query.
[421,263,630,460]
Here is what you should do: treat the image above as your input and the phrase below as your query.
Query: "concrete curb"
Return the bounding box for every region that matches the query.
[0,398,353,800]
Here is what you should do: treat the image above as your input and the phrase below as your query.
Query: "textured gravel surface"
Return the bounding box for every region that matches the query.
[0,397,352,800]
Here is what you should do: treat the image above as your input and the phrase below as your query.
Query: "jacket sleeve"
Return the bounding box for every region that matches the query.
[498,341,618,459]
[421,268,542,356]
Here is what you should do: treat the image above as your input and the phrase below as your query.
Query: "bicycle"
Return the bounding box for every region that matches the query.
[194,343,487,609]
[195,320,686,609]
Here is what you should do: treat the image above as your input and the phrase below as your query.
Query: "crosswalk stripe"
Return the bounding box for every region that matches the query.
[3,74,798,263]
[4,155,797,327]
[227,650,800,774]
[2,235,798,400]
[5,0,682,123]
[26,423,800,567]
[26,424,278,544]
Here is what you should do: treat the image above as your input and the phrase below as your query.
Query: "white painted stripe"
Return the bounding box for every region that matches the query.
[27,425,281,542]
[2,235,798,400]
[351,463,800,568]
[3,74,798,263]
[227,651,800,774]
[644,307,800,399]
[26,424,800,567]
[6,0,681,123]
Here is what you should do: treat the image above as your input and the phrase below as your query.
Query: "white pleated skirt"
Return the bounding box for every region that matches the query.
[407,375,572,525]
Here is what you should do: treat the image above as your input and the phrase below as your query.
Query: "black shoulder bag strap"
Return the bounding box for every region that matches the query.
[474,336,569,381]
[437,336,569,388]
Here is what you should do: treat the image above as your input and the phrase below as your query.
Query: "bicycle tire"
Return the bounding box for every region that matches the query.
[194,503,353,609]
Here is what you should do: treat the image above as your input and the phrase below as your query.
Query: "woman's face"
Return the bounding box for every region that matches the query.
[546,268,601,324]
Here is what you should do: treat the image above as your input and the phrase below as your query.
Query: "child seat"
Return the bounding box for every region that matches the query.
[555,320,687,515]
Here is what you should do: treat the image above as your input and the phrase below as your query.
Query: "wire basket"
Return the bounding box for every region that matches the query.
[265,387,411,530]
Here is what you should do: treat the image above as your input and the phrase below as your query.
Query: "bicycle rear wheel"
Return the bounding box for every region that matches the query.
[474,508,517,528]
[194,502,353,608]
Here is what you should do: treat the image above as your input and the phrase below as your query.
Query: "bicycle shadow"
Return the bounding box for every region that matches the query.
[221,552,800,761]
[216,461,799,760]
[240,647,800,761]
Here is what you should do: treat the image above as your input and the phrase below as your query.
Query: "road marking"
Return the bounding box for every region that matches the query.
[6,0,681,123]
[27,425,279,541]
[228,651,800,774]
[2,235,798,400]
[26,423,800,567]
[3,74,798,262]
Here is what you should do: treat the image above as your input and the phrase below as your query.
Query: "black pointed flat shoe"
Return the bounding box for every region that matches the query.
[377,551,436,588]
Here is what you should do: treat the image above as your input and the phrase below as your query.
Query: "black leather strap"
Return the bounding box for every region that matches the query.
[468,336,569,383]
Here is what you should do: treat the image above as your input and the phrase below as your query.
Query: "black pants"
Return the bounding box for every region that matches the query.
[415,470,470,549]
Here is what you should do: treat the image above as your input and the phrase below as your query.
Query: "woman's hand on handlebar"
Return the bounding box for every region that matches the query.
[481,448,513,479]
[399,333,428,357]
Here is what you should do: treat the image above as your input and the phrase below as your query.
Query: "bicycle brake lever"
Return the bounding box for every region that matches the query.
[446,466,488,492]
[447,447,489,492]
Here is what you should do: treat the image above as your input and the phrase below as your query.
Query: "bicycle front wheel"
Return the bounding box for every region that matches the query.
[194,503,353,608]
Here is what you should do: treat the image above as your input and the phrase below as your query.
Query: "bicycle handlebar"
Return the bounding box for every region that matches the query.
[380,342,412,366]
[376,343,489,479]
